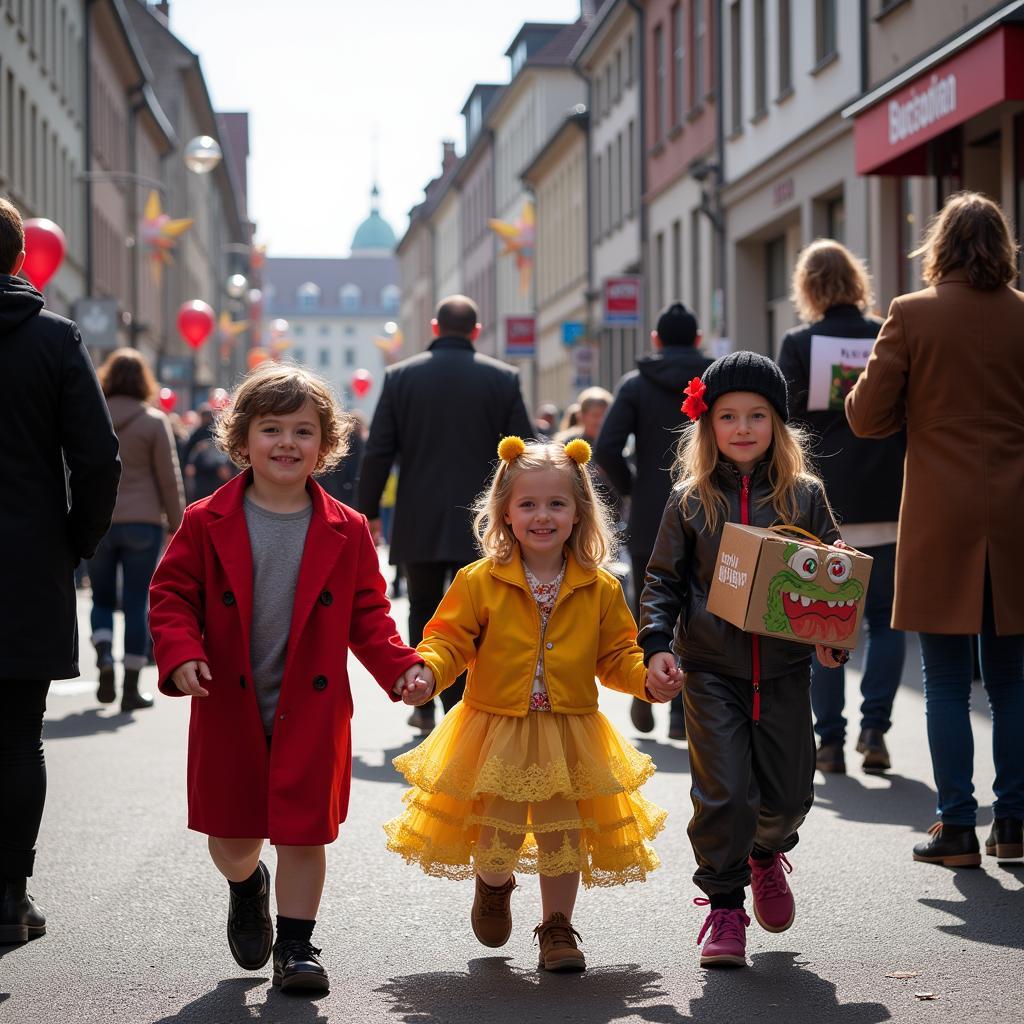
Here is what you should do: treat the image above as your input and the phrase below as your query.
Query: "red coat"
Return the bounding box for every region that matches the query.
[149,471,421,844]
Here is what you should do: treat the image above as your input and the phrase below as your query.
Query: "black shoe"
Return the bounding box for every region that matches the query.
[0,879,46,944]
[407,705,435,733]
[96,642,116,704]
[815,741,846,774]
[120,668,154,712]
[856,728,891,774]
[227,861,273,969]
[985,818,1024,860]
[912,823,981,867]
[630,697,654,734]
[273,938,330,993]
[668,711,686,741]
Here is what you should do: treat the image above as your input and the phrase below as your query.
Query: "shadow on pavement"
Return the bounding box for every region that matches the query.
[918,863,1024,950]
[633,737,690,775]
[150,976,329,1023]
[812,771,938,831]
[351,737,419,784]
[377,957,684,1023]
[43,707,136,740]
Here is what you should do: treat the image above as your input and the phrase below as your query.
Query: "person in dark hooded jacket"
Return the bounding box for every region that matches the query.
[0,196,120,944]
[595,302,712,739]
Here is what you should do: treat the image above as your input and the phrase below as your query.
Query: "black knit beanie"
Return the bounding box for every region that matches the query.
[700,350,789,422]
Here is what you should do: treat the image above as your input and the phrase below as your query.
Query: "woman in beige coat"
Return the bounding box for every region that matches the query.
[89,349,184,711]
[846,192,1024,867]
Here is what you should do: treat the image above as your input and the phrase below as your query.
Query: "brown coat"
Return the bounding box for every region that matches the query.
[845,271,1024,635]
[107,395,184,532]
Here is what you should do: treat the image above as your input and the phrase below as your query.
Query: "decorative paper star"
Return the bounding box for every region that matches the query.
[140,191,192,282]
[489,200,535,297]
[373,327,404,364]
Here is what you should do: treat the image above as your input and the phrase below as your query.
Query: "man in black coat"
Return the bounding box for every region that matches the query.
[595,302,712,740]
[357,294,532,730]
[0,197,120,943]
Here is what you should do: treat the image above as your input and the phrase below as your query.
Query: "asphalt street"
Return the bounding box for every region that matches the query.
[1,572,1021,1024]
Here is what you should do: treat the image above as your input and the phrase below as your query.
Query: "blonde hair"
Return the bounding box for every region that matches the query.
[913,190,1018,290]
[791,238,874,323]
[671,408,823,533]
[214,363,351,474]
[473,441,614,570]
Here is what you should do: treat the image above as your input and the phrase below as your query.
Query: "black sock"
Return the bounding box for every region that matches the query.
[228,864,263,898]
[709,889,745,910]
[750,845,774,861]
[277,915,315,943]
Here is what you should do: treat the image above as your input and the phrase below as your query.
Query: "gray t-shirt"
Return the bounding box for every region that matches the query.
[243,496,313,734]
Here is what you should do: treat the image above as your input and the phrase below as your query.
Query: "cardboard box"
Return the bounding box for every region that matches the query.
[706,524,874,649]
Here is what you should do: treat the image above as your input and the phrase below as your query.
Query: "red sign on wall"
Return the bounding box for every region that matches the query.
[505,316,536,358]
[603,276,642,327]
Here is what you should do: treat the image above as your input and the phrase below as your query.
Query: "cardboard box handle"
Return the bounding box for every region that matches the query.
[766,524,826,545]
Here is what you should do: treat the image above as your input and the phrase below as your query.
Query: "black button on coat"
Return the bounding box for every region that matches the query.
[312,675,328,691]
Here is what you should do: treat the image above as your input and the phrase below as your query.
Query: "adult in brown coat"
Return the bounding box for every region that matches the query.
[846,192,1024,868]
[89,349,184,712]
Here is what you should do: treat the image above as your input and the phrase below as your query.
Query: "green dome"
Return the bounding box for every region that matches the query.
[351,185,396,252]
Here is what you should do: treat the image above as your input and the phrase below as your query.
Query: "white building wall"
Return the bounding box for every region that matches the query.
[432,188,462,303]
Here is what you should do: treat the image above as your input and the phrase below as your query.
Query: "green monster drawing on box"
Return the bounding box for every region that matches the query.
[763,543,864,644]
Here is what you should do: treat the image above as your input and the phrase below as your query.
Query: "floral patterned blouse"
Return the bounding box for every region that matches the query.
[524,561,566,713]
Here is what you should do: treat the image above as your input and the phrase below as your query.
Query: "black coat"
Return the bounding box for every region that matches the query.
[777,305,905,526]
[595,345,713,557]
[357,336,532,565]
[0,275,120,680]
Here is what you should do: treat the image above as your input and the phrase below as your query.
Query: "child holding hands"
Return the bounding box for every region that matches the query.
[149,365,426,994]
[386,437,666,972]
[639,351,847,968]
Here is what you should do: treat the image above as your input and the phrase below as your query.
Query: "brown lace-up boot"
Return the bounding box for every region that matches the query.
[470,874,517,947]
[533,912,586,972]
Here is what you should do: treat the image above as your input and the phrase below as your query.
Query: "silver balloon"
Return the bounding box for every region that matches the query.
[226,273,248,299]
[183,136,222,175]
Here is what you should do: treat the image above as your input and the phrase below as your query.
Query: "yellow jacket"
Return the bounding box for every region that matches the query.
[416,548,649,716]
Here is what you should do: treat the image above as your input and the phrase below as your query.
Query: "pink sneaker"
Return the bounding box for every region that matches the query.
[694,898,750,968]
[748,852,795,932]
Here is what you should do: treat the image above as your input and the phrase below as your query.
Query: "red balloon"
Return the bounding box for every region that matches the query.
[22,219,67,290]
[177,300,215,349]
[158,387,177,412]
[351,369,373,398]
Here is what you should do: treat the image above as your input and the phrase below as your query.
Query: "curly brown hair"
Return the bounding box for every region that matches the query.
[214,363,351,474]
[97,347,158,402]
[914,191,1019,290]
[791,239,874,323]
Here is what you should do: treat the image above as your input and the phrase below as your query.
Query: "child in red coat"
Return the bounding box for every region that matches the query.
[149,365,426,994]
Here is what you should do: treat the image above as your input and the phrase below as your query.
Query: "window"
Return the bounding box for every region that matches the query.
[672,3,685,125]
[654,231,665,310]
[777,0,792,95]
[615,133,623,226]
[292,347,306,365]
[654,24,667,142]
[605,141,613,231]
[690,208,702,315]
[753,0,766,116]
[293,324,306,337]
[593,75,602,125]
[510,40,527,77]
[318,347,330,368]
[815,0,837,65]
[467,93,482,142]
[692,0,705,103]
[595,154,603,236]
[319,324,330,336]
[626,33,634,85]
[381,284,399,311]
[344,347,355,367]
[614,49,622,101]
[297,282,320,311]
[345,325,356,336]
[340,283,361,311]
[826,195,845,244]
[627,120,635,216]
[729,2,742,134]
[672,219,682,300]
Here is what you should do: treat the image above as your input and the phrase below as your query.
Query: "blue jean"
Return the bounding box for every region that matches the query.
[811,543,905,745]
[88,523,164,670]
[919,575,1024,826]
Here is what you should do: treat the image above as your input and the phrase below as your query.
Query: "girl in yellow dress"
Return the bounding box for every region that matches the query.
[385,436,668,972]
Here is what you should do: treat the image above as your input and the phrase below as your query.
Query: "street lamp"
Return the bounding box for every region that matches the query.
[183,135,223,175]
[225,273,248,299]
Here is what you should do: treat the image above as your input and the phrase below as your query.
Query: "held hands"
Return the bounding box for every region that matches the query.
[171,660,211,697]
[394,663,436,706]
[645,652,684,703]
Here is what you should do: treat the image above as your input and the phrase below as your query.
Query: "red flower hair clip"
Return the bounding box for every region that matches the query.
[681,377,708,422]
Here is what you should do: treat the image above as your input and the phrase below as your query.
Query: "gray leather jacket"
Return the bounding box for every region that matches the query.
[638,460,840,679]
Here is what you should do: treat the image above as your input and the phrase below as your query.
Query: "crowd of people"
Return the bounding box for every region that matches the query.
[1,189,1021,992]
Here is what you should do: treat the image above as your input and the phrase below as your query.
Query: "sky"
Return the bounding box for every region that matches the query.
[166,0,583,258]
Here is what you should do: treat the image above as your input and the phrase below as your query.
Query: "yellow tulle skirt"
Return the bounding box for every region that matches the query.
[383,702,667,888]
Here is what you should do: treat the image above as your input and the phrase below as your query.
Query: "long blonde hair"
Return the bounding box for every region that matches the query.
[473,441,614,570]
[791,238,874,323]
[671,409,822,532]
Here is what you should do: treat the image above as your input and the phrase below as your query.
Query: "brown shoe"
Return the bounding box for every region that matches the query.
[470,875,516,947]
[815,741,846,774]
[533,912,586,972]
[856,728,891,773]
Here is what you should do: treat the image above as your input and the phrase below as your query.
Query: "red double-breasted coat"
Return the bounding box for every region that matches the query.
[149,471,421,845]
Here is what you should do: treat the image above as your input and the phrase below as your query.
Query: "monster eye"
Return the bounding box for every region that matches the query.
[788,546,818,580]
[825,553,853,584]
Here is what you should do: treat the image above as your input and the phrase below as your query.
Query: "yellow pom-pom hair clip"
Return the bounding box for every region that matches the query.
[497,436,527,463]
[563,438,592,466]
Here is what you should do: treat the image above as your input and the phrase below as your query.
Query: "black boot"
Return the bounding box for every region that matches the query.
[227,861,273,970]
[0,878,47,944]
[985,818,1023,860]
[95,641,115,704]
[120,668,154,712]
[912,823,981,867]
[273,938,329,992]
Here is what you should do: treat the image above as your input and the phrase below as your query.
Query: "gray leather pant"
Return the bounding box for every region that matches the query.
[683,667,815,895]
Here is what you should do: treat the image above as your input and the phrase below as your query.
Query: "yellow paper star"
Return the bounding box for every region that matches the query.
[489,200,535,296]
[140,191,193,283]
